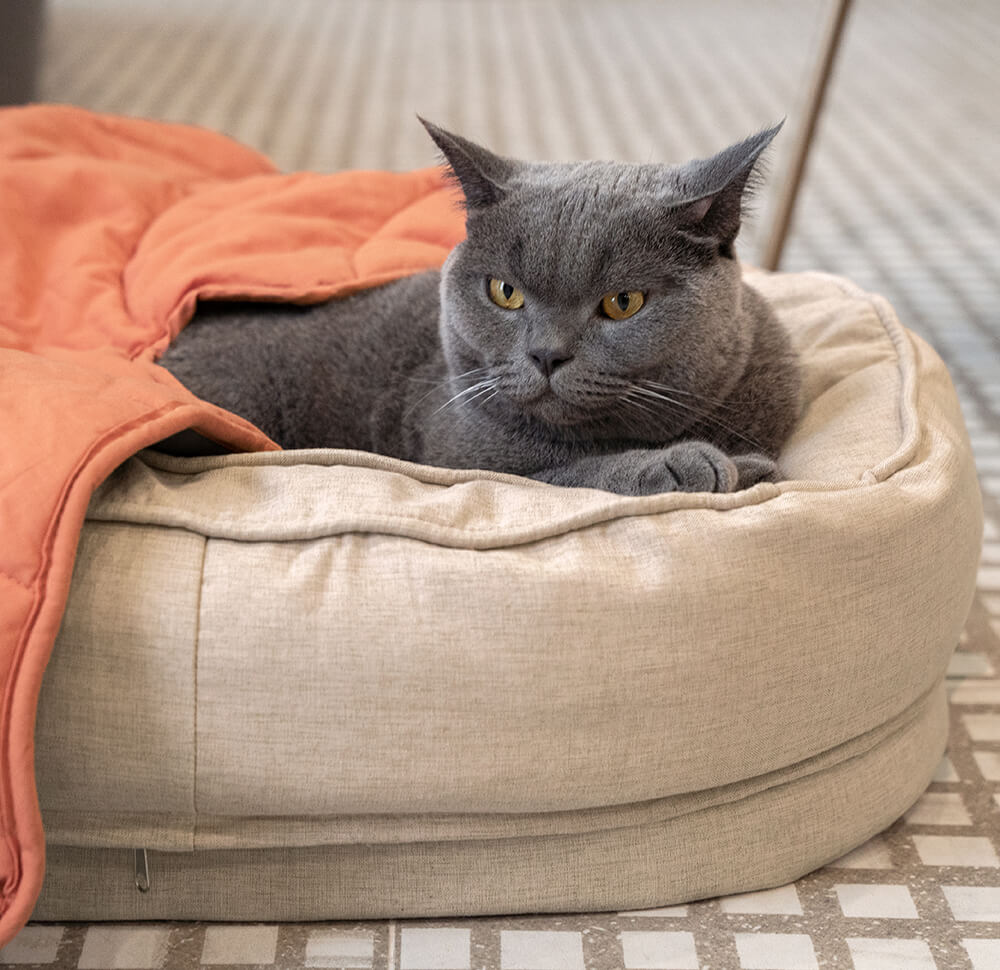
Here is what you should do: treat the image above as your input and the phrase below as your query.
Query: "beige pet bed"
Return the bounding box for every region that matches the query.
[31,269,981,920]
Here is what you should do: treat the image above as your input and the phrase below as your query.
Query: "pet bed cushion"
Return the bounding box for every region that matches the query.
[30,270,982,919]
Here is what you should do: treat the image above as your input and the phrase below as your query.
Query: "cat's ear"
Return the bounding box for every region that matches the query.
[419,117,514,210]
[670,122,783,252]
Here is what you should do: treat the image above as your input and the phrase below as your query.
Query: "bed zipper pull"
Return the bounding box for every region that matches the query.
[134,849,150,893]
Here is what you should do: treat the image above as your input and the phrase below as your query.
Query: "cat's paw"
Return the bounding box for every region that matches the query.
[634,441,739,495]
[732,452,779,489]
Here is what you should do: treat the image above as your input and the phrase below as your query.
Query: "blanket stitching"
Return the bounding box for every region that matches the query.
[126,171,455,360]
[0,571,32,593]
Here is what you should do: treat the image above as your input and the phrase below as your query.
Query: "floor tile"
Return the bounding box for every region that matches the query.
[962,938,1000,970]
[827,837,894,870]
[963,714,1000,741]
[932,757,960,783]
[943,886,1000,922]
[618,906,689,918]
[978,592,1000,614]
[78,927,172,970]
[201,925,279,965]
[903,792,972,826]
[911,835,1000,867]
[845,937,936,969]
[950,680,1000,705]
[720,884,803,915]
[732,933,818,970]
[947,652,996,677]
[500,931,584,970]
[976,566,1000,590]
[620,931,699,969]
[0,926,65,966]
[305,929,375,969]
[400,928,471,970]
[972,750,1000,781]
[835,884,918,919]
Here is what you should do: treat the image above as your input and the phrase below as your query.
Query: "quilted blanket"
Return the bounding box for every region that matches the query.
[0,105,464,942]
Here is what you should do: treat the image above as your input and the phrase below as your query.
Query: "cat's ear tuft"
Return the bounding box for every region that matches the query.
[419,117,513,210]
[670,121,784,252]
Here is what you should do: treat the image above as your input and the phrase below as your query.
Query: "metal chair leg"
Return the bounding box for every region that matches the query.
[760,0,854,271]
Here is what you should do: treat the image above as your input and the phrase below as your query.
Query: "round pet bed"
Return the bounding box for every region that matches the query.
[32,268,981,920]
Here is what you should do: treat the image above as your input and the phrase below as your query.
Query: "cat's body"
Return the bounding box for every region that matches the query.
[160,122,801,495]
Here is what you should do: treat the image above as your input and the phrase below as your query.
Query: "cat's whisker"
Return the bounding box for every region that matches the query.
[631,385,721,424]
[619,392,657,418]
[450,366,494,383]
[629,384,764,451]
[631,387,736,426]
[431,377,499,416]
[612,399,652,433]
[402,379,457,419]
[401,367,494,420]
[639,380,744,413]
[406,366,490,388]
[461,383,501,408]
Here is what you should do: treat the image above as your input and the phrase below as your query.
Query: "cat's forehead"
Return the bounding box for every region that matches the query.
[464,160,688,293]
[513,159,681,210]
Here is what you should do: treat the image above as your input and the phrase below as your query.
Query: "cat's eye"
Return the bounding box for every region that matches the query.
[488,278,525,310]
[600,290,645,321]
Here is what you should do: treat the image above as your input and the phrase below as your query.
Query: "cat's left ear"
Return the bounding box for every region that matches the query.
[670,122,784,253]
[419,117,515,210]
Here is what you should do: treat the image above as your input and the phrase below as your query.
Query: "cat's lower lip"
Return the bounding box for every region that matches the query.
[524,390,583,426]
[507,380,554,406]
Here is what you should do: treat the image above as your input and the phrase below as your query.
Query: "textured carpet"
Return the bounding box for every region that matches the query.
[5,0,1000,967]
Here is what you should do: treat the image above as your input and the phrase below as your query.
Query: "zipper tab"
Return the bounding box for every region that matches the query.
[134,849,150,893]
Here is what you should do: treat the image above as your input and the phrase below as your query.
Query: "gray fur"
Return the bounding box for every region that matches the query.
[159,122,800,495]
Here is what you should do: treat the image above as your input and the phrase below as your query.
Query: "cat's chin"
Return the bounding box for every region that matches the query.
[519,392,593,428]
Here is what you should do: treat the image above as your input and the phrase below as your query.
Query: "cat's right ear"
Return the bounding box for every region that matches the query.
[419,118,513,210]
[668,122,784,253]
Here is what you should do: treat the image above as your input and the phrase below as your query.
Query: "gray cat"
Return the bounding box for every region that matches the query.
[159,120,800,495]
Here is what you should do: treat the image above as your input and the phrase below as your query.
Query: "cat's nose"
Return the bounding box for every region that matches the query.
[528,348,573,378]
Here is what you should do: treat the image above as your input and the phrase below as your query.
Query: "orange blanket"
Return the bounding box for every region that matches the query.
[0,105,465,941]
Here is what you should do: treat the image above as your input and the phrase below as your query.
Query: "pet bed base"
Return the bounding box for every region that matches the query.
[35,684,944,920]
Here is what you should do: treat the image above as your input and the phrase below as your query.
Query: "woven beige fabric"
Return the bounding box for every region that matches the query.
[37,524,201,816]
[34,685,947,921]
[37,680,943,853]
[35,269,981,917]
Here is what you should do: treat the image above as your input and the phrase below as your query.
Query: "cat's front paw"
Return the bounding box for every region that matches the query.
[732,452,779,489]
[634,441,739,495]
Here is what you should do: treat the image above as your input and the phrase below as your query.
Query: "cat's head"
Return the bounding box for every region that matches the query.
[423,119,781,441]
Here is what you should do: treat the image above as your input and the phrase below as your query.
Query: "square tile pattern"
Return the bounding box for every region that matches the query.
[306,930,375,969]
[4,0,1000,968]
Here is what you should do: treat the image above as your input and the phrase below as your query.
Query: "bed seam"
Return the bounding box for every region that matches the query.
[191,533,208,846]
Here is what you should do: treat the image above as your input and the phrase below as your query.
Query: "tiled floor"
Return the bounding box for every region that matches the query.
[3,0,998,966]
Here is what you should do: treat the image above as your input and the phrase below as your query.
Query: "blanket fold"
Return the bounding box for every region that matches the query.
[0,104,465,942]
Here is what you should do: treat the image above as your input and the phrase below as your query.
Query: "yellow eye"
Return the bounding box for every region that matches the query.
[488,278,525,310]
[600,290,645,320]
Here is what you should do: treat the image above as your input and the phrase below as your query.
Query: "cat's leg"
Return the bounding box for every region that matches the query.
[531,441,743,495]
